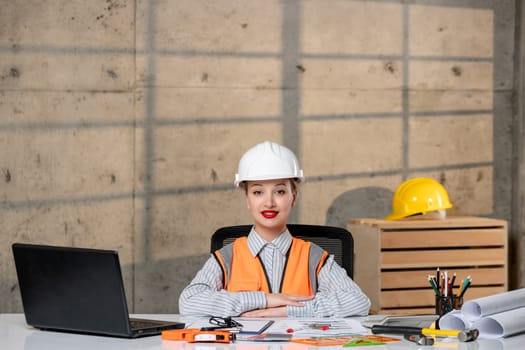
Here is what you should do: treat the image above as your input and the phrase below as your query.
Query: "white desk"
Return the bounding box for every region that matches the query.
[2,314,525,350]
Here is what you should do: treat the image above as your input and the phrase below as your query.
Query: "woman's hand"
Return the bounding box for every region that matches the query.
[241,306,287,317]
[240,293,313,317]
[266,293,313,308]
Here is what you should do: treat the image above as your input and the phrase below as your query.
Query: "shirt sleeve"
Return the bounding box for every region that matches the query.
[287,255,371,317]
[178,255,267,317]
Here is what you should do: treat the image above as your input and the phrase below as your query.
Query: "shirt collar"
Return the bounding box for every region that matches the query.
[247,226,293,257]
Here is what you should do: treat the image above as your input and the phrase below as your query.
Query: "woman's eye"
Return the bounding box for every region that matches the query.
[252,190,262,196]
[275,190,286,195]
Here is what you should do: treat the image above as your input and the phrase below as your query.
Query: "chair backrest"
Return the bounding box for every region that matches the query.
[210,224,354,278]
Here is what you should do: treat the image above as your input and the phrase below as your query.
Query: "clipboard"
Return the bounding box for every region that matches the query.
[361,315,439,329]
[236,319,275,335]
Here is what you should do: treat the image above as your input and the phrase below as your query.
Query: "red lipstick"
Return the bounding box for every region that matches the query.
[261,210,278,219]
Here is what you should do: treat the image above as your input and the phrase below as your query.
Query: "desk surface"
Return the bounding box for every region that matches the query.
[1,314,524,350]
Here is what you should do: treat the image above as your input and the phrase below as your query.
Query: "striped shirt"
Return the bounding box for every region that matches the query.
[179,227,371,317]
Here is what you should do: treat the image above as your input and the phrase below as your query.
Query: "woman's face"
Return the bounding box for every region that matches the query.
[245,179,297,238]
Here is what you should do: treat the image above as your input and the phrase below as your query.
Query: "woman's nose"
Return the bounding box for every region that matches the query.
[264,193,276,207]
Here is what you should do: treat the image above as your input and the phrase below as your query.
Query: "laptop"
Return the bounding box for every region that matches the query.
[12,243,185,338]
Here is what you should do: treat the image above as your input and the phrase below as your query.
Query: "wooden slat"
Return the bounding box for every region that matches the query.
[381,267,507,289]
[381,248,506,269]
[377,308,435,315]
[380,286,505,308]
[349,216,506,230]
[381,229,506,249]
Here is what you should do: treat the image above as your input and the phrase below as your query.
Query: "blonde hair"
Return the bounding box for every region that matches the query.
[241,178,301,194]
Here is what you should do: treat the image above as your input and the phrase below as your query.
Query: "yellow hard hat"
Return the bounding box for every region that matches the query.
[385,177,453,220]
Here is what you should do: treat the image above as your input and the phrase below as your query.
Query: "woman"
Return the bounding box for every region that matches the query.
[179,141,370,317]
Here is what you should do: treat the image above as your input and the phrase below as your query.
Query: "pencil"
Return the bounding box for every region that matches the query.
[456,279,464,298]
[460,275,471,296]
[444,271,448,297]
[428,275,440,296]
[436,268,440,291]
[459,280,472,298]
[450,273,456,296]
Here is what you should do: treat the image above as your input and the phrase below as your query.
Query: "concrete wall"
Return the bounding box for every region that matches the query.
[0,0,520,313]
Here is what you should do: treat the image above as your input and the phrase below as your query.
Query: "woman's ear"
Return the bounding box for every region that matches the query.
[291,190,299,208]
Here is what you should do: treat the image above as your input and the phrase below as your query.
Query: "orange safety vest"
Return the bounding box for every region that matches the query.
[213,236,328,295]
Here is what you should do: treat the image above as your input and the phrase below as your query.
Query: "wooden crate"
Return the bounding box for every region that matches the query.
[348,216,508,315]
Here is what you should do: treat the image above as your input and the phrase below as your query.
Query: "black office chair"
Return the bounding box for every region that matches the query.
[210,224,354,278]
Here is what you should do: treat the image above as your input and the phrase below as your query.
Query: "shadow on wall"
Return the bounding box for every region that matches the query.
[326,186,394,228]
[122,253,210,314]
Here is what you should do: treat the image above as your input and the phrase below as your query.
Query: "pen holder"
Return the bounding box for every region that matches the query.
[435,295,463,317]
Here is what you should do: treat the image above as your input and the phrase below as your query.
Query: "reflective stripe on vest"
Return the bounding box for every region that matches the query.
[213,236,328,295]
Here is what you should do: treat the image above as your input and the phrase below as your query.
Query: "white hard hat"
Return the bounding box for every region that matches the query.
[234,141,304,187]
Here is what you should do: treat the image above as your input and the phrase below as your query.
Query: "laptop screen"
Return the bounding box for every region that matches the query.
[13,243,134,336]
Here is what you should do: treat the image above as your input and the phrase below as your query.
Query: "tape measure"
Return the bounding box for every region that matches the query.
[162,328,235,343]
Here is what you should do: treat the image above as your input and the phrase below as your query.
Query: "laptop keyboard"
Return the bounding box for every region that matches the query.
[129,319,164,330]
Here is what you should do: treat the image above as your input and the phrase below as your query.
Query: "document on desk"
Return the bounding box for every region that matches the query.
[182,317,368,339]
[266,318,368,338]
[439,288,525,338]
